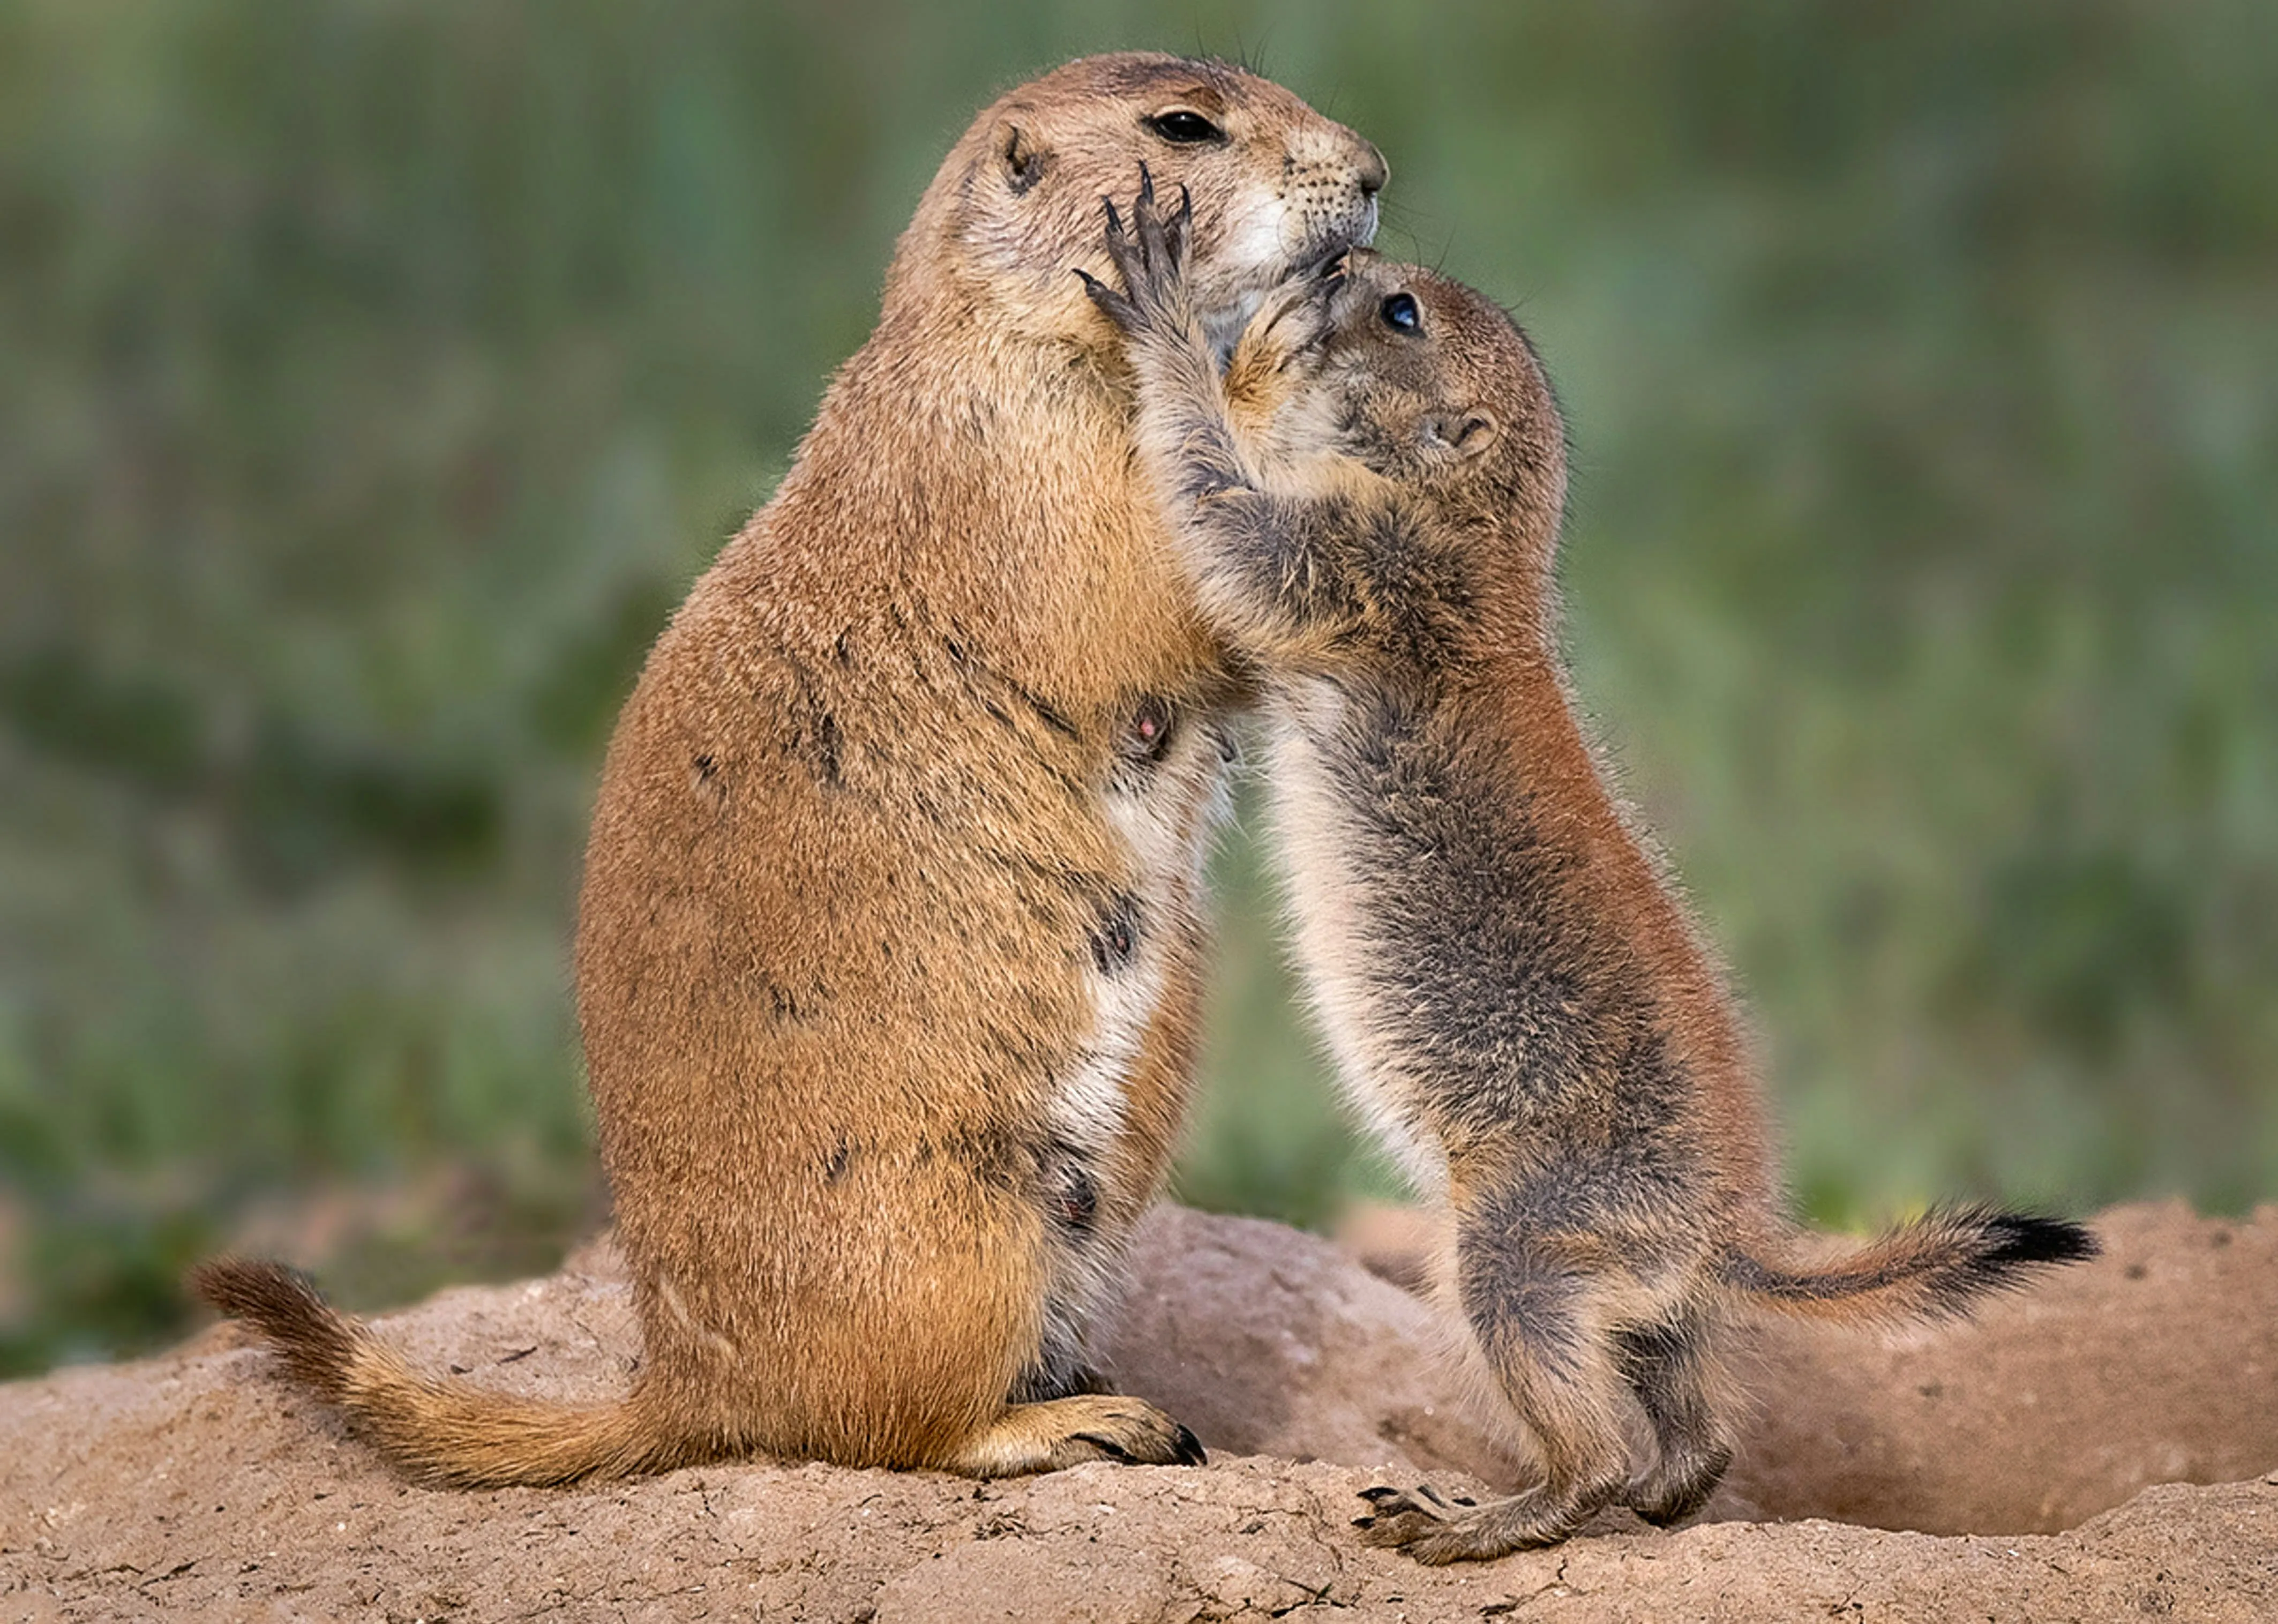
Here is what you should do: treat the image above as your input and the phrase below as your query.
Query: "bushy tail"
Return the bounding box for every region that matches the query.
[1720,1207,2098,1329]
[192,1258,680,1488]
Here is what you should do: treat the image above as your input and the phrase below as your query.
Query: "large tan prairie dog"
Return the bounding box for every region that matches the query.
[194,55,1387,1486]
[1085,186,2095,1560]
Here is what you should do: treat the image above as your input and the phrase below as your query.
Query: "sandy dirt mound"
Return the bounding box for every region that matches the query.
[2,1201,2273,1621]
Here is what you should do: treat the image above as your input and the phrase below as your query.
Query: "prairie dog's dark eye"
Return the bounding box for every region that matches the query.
[1146,109,1225,145]
[1382,293,1421,332]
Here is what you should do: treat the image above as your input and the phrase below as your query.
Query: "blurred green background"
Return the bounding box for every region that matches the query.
[3,1,2274,1378]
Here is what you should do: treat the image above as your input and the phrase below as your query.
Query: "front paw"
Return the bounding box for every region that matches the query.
[1242,268,1337,374]
[1078,162,1195,338]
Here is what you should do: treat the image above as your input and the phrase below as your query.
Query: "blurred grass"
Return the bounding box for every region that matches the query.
[2,0,2274,1376]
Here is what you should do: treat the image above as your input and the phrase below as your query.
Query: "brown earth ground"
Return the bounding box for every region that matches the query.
[2,1200,2273,1622]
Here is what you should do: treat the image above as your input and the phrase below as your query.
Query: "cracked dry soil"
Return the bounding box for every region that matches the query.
[3,1201,2275,1621]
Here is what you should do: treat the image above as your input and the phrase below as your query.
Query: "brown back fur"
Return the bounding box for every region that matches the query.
[1089,203,2094,1559]
[197,54,1387,1487]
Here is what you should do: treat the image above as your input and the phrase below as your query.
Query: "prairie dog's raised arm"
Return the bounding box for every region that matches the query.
[1083,177,1449,670]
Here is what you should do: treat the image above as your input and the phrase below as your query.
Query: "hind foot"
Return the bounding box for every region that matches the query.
[1625,1441,1732,1526]
[1353,1478,1621,1563]
[946,1394,1205,1477]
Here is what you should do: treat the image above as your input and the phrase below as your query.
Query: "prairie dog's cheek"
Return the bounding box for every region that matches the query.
[1197,178,1291,289]
[1233,186,1294,270]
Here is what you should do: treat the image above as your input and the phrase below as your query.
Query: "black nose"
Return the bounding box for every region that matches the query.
[1357,143,1390,197]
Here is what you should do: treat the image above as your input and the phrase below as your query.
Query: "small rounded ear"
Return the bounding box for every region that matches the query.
[999,121,1050,196]
[1452,409,1501,458]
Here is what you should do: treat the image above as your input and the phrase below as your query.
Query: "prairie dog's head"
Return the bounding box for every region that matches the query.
[1268,250,1568,562]
[901,54,1387,349]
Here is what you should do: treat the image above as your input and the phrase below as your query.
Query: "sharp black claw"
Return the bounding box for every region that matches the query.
[1137,160,1154,204]
[1071,1431,1137,1464]
[1353,1515,1376,1530]
[1103,196,1123,235]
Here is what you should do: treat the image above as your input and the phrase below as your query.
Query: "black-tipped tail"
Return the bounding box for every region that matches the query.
[1725,1205,2099,1328]
[1975,1211,2101,1274]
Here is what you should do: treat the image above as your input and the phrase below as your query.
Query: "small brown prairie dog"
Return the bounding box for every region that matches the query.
[193,56,1388,1487]
[1084,185,2097,1561]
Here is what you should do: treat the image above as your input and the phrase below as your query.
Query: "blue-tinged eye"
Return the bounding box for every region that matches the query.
[1382,293,1420,332]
